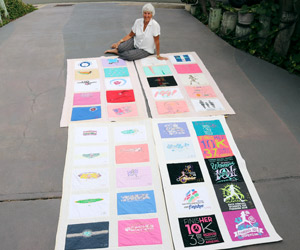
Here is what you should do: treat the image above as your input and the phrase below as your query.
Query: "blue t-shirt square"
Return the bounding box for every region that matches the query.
[71,106,101,121]
[192,120,225,136]
[117,190,157,215]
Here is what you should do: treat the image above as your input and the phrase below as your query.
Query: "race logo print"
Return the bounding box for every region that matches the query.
[179,215,224,247]
[78,172,101,179]
[69,193,109,219]
[109,78,127,87]
[114,124,147,143]
[83,130,97,136]
[205,156,244,184]
[74,79,100,93]
[73,145,109,166]
[105,77,132,90]
[185,86,217,99]
[79,61,91,68]
[113,106,132,115]
[152,87,184,100]
[72,168,109,191]
[163,140,196,161]
[172,187,212,213]
[179,73,210,86]
[82,153,100,159]
[75,60,98,70]
[167,162,204,185]
[173,54,193,63]
[75,126,108,144]
[158,122,190,138]
[223,209,269,241]
[197,135,233,159]
[214,182,255,212]
[191,98,225,112]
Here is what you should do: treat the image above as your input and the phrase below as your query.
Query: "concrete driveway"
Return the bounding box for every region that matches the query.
[0,2,299,250]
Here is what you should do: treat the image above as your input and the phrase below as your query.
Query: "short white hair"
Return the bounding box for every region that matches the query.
[142,3,155,16]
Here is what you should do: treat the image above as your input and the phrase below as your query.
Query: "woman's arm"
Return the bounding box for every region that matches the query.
[154,35,168,60]
[111,31,135,49]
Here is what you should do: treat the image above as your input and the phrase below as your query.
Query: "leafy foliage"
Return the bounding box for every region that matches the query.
[0,0,36,27]
[194,0,300,75]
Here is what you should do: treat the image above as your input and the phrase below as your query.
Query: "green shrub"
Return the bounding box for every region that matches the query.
[0,0,36,27]
[194,0,300,75]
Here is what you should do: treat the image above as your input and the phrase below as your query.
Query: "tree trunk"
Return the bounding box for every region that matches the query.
[199,0,217,16]
[0,0,9,18]
[274,0,297,56]
[293,0,300,35]
[258,15,271,46]
[274,11,297,56]
[199,0,208,16]
[279,0,295,12]
[209,0,216,8]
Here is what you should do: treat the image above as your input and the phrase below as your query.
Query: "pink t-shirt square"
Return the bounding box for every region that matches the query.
[115,144,149,164]
[198,135,233,158]
[116,166,152,188]
[73,92,101,106]
[185,86,217,98]
[223,209,269,241]
[156,100,189,115]
[107,103,138,118]
[118,218,162,246]
[174,64,202,74]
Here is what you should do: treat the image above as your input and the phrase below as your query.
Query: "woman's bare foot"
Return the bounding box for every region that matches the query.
[104,49,118,55]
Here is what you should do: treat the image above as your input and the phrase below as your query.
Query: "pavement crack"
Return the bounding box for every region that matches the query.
[253,175,300,183]
[0,196,61,203]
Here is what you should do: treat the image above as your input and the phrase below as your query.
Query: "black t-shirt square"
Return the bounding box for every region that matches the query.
[178,215,224,247]
[147,76,178,87]
[167,162,204,185]
[205,156,244,184]
[214,182,255,212]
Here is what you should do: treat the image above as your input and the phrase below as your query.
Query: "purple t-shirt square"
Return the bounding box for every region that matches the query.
[158,122,190,138]
[101,58,126,67]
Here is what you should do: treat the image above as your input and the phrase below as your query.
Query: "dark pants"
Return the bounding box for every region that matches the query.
[118,38,151,61]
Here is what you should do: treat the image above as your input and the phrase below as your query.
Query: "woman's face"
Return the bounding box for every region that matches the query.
[143,11,153,23]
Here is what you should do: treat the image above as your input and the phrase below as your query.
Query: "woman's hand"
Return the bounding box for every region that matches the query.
[111,42,119,49]
[157,55,168,60]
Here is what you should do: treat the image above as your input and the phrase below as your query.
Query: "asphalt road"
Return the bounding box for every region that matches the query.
[0,2,299,250]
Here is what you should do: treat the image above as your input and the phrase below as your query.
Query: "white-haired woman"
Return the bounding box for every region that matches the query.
[105,3,168,61]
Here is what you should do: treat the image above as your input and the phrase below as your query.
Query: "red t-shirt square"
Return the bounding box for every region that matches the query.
[106,90,135,103]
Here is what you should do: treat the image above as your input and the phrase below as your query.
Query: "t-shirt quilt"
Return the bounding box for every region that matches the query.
[60,57,148,127]
[134,52,235,118]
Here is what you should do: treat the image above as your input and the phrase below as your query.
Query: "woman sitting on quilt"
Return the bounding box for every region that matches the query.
[105,3,168,61]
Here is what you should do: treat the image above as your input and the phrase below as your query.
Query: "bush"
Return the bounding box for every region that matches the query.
[0,0,36,27]
[194,0,300,76]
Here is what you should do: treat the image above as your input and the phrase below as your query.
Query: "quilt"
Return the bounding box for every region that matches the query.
[60,57,148,127]
[135,52,235,118]
[151,116,281,249]
[54,119,173,250]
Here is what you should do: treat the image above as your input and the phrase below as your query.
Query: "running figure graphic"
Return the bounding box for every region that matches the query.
[223,184,245,203]
[235,211,254,229]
